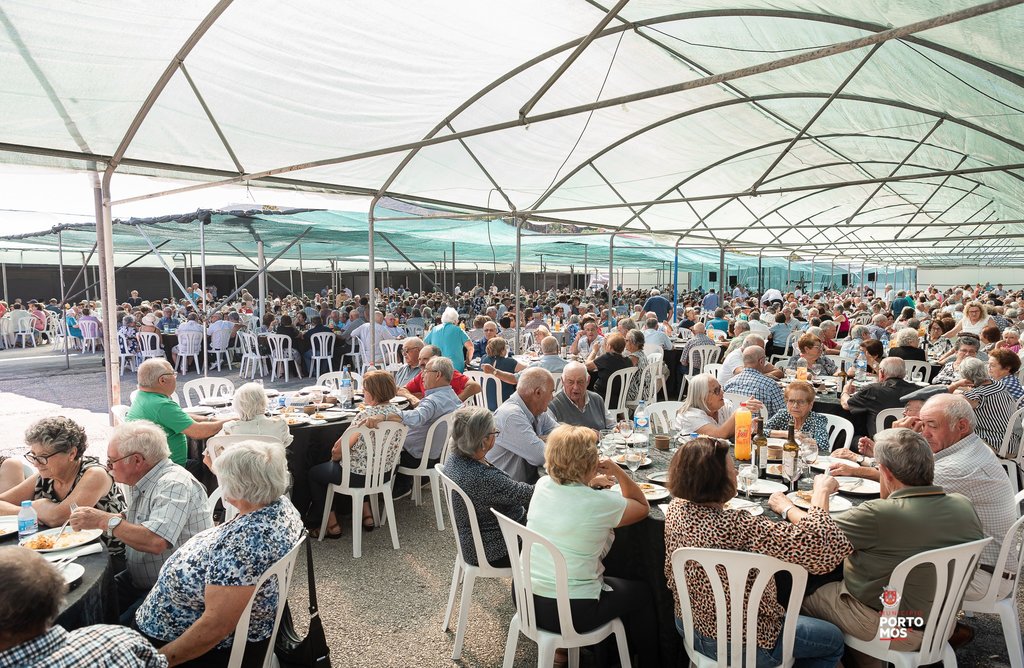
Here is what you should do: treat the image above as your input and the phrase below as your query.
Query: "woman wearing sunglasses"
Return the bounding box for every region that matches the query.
[0,416,126,556]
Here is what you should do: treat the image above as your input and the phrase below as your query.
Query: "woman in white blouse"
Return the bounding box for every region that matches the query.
[673,373,763,438]
[222,382,293,446]
[944,301,996,338]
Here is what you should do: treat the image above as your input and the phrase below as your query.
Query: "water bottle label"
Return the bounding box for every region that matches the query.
[18,517,37,535]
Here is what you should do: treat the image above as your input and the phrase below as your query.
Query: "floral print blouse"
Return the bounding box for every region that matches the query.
[135,497,304,650]
[664,499,852,649]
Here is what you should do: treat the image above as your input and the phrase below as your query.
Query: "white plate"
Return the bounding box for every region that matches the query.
[390,397,408,404]
[61,562,85,585]
[810,456,838,471]
[647,471,670,484]
[0,516,16,538]
[611,454,653,467]
[787,491,853,512]
[299,386,327,394]
[724,498,765,515]
[834,476,881,495]
[740,479,788,496]
[283,415,311,426]
[318,411,350,421]
[611,482,670,501]
[199,396,232,407]
[183,406,215,416]
[307,419,327,426]
[21,528,103,553]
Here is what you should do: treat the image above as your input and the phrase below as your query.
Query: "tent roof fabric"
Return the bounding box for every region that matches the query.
[2,1,1023,266]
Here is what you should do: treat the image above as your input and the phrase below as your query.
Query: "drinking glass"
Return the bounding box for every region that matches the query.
[738,464,759,500]
[796,432,818,478]
[625,446,644,473]
[618,420,633,443]
[599,430,616,458]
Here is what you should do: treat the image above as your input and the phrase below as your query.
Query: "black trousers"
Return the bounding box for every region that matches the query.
[142,632,271,668]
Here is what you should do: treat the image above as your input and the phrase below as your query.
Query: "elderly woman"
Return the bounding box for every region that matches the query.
[925,319,953,358]
[309,371,402,538]
[664,438,850,666]
[945,300,996,338]
[0,417,126,555]
[934,335,982,385]
[786,333,837,377]
[526,425,657,666]
[444,407,533,568]
[118,315,141,356]
[624,329,650,403]
[957,357,1017,449]
[481,337,525,410]
[674,373,763,438]
[586,332,633,404]
[765,380,830,451]
[221,382,292,447]
[997,328,1021,354]
[135,441,303,667]
[425,307,473,372]
[989,348,1024,401]
[887,327,926,361]
[979,325,1002,355]
[859,338,884,375]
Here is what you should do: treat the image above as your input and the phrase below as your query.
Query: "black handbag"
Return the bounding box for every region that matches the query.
[275,535,331,667]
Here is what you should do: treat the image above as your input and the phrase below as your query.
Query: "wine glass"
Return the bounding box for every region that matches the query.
[618,419,634,444]
[599,429,616,458]
[738,464,759,500]
[797,432,818,477]
[625,446,644,473]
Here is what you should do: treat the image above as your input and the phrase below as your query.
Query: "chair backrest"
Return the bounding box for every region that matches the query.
[310,331,335,358]
[479,373,506,411]
[874,407,904,435]
[138,331,161,354]
[825,354,850,373]
[631,361,659,405]
[15,317,35,334]
[316,370,362,391]
[492,509,591,646]
[671,547,808,668]
[603,366,637,411]
[117,332,131,354]
[379,339,402,367]
[783,330,800,356]
[210,327,233,351]
[687,345,720,376]
[998,406,1024,460]
[177,330,203,355]
[205,434,282,468]
[873,538,991,663]
[645,351,664,368]
[970,515,1024,605]
[702,363,723,380]
[183,377,235,408]
[904,360,932,383]
[1015,489,1024,516]
[438,468,511,578]
[461,370,487,409]
[111,404,130,425]
[227,536,305,668]
[79,320,98,338]
[207,486,239,523]
[238,331,259,356]
[822,413,854,451]
[675,327,694,343]
[647,401,684,434]
[707,328,727,341]
[550,372,563,394]
[408,412,456,468]
[265,333,292,359]
[336,423,409,489]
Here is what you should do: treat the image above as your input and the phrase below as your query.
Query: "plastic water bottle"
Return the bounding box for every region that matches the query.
[18,500,38,543]
[340,365,354,409]
[854,352,868,381]
[632,401,650,444]
[881,333,890,357]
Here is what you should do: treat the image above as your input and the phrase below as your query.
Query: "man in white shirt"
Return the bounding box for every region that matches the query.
[350,311,395,367]
[641,317,672,351]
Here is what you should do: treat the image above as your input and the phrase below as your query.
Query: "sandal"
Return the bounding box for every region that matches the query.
[309,525,343,540]
[362,510,376,532]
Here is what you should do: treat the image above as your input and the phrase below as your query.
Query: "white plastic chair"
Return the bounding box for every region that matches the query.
[723,392,768,421]
[267,333,303,382]
[225,536,305,668]
[79,319,100,353]
[904,360,932,383]
[822,413,854,451]
[491,510,632,668]
[308,331,335,377]
[209,328,234,371]
[117,332,137,376]
[14,318,37,348]
[318,423,408,558]
[671,547,808,668]
[677,345,721,401]
[175,330,204,376]
[182,377,235,408]
[395,413,454,531]
[844,537,991,668]
[379,339,403,372]
[137,332,163,361]
[111,404,130,425]
[646,350,668,400]
[875,407,904,435]
[825,354,850,373]
[207,486,239,524]
[479,372,507,411]
[702,363,723,380]
[205,434,282,469]
[962,516,1024,668]
[603,366,638,423]
[461,370,487,409]
[238,332,268,380]
[647,400,684,435]
[997,406,1024,496]
[626,361,658,410]
[342,337,363,373]
[438,467,513,661]
[316,370,362,392]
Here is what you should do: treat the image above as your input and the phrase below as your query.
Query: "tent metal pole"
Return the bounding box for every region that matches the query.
[298,244,305,296]
[442,251,447,293]
[257,240,266,322]
[96,174,119,413]
[861,262,867,296]
[225,242,293,295]
[514,216,522,355]
[1,262,6,303]
[289,269,294,295]
[58,230,70,370]
[452,242,456,295]
[200,216,208,377]
[377,232,436,290]
[757,252,763,294]
[233,266,238,294]
[584,245,588,288]
[719,247,726,299]
[673,237,681,321]
[609,233,616,306]
[368,196,379,371]
[66,242,168,305]
[786,255,792,290]
[220,230,312,310]
[810,257,816,293]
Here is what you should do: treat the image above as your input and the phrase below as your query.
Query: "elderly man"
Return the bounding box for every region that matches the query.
[367,356,463,499]
[722,346,786,416]
[839,324,868,360]
[841,356,920,438]
[678,323,715,375]
[955,357,1017,449]
[350,311,395,367]
[642,317,672,351]
[547,362,612,430]
[933,335,983,385]
[401,344,480,404]
[722,320,751,356]
[0,549,166,667]
[792,428,984,655]
[569,317,604,356]
[818,320,840,355]
[155,308,180,332]
[642,289,671,322]
[524,308,546,330]
[531,336,568,374]
[473,320,500,359]
[70,421,211,622]
[392,336,425,387]
[126,359,227,466]
[487,367,558,483]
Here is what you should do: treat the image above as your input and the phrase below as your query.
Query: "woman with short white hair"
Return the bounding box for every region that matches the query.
[221,382,292,446]
[135,441,303,667]
[425,306,473,373]
[674,373,758,438]
[888,327,926,362]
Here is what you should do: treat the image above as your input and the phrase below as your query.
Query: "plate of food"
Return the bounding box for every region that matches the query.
[0,516,16,538]
[739,479,787,496]
[611,454,653,467]
[22,528,103,553]
[199,396,233,407]
[284,414,311,426]
[834,476,881,495]
[647,471,670,484]
[787,490,852,512]
[725,498,764,515]
[390,397,408,404]
[810,456,838,471]
[611,482,670,501]
[318,411,350,421]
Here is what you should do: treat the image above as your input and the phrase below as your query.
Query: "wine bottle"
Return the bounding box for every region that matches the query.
[782,424,799,490]
[753,418,769,475]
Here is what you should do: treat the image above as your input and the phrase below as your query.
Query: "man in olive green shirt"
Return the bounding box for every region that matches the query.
[794,428,984,651]
[126,359,228,466]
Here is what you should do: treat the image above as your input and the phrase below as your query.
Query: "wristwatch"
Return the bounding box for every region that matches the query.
[781,505,796,521]
[856,454,865,464]
[106,515,123,537]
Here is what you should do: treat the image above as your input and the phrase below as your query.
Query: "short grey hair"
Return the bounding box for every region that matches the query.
[892,328,920,348]
[924,393,978,432]
[121,315,136,327]
[518,366,554,394]
[540,336,559,354]
[819,320,836,332]
[733,320,750,334]
[874,428,934,486]
[850,325,868,340]
[678,373,717,415]
[741,346,765,367]
[562,361,588,381]
[216,440,290,506]
[110,420,170,463]
[233,382,269,421]
[451,407,495,458]
[627,329,645,348]
[138,358,172,387]
[402,336,425,350]
[958,356,989,384]
[645,317,659,329]
[878,356,905,380]
[955,335,980,352]
[426,355,454,383]
[441,307,460,325]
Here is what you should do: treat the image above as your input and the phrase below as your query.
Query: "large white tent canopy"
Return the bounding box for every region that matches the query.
[3,0,1023,267]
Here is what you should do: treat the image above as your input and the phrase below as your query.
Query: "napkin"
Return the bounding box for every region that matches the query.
[42,542,103,562]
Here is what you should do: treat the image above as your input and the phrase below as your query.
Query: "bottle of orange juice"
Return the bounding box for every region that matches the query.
[734,402,752,461]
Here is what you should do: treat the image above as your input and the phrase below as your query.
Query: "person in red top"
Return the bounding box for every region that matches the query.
[399,345,481,406]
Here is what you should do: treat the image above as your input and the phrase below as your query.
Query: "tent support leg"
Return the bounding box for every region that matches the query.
[298,244,305,296]
[96,174,119,414]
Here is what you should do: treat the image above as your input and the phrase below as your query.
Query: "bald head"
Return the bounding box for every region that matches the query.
[741,346,766,368]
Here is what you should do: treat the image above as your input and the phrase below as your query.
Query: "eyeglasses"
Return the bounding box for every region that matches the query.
[106,453,139,470]
[709,386,723,395]
[25,450,66,466]
[488,430,501,437]
[786,398,811,406]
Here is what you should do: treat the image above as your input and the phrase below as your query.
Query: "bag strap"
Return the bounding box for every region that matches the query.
[305,532,319,615]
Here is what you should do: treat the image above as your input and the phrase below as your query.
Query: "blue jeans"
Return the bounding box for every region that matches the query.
[678,615,844,668]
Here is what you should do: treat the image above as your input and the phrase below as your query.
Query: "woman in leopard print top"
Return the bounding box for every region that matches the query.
[663,438,852,667]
